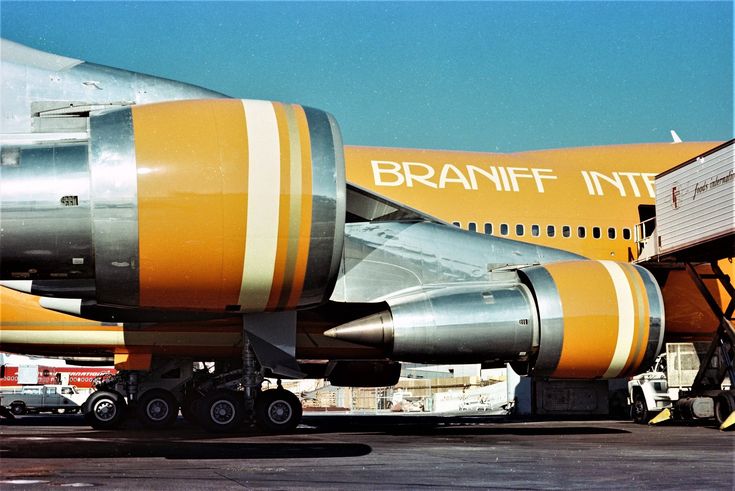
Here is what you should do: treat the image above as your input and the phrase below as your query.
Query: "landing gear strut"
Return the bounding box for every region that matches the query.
[242,333,263,426]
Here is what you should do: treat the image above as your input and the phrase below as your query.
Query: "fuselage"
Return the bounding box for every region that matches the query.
[344,142,718,261]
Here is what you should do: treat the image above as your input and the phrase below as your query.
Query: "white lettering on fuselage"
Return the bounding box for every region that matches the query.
[581,171,657,198]
[371,160,557,192]
[370,160,656,197]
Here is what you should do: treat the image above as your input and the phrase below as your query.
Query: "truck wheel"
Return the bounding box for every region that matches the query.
[199,390,244,433]
[714,396,734,426]
[84,390,126,430]
[10,402,27,415]
[136,389,178,429]
[631,392,651,424]
[255,389,302,434]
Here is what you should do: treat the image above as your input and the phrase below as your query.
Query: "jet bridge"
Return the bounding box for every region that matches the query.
[635,139,734,428]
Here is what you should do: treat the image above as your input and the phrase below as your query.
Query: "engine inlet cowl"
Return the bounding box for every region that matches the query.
[1,99,346,313]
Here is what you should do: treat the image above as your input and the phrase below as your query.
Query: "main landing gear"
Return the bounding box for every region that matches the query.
[81,313,305,433]
[81,360,304,433]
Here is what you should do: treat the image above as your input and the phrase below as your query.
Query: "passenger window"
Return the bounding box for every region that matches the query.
[577,226,586,238]
[500,223,509,236]
[484,223,493,235]
[622,228,631,240]
[593,227,601,239]
[452,221,461,228]
[516,224,525,236]
[546,225,555,237]
[468,222,477,232]
[608,227,616,239]
[531,224,540,237]
[562,225,571,238]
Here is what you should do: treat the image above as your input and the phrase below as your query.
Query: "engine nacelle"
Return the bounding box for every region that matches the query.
[521,260,664,379]
[1,99,345,312]
[325,260,664,379]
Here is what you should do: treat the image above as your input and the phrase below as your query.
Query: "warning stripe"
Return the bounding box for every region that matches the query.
[286,105,314,307]
[600,261,636,378]
[618,263,650,376]
[278,104,306,307]
[238,100,282,311]
[266,102,294,310]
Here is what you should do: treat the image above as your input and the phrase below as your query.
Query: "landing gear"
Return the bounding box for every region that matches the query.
[181,392,203,425]
[199,389,245,433]
[255,388,303,433]
[136,389,179,429]
[80,350,304,434]
[84,390,126,429]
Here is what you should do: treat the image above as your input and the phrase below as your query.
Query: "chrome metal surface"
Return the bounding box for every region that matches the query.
[300,107,345,306]
[637,264,665,370]
[88,107,140,305]
[329,281,537,364]
[323,310,395,347]
[1,39,226,136]
[386,283,536,363]
[0,142,93,278]
[519,266,565,376]
[331,221,582,303]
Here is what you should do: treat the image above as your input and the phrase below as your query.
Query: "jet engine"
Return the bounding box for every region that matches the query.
[1,99,345,312]
[325,260,664,379]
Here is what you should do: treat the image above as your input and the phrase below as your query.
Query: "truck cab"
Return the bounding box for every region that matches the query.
[628,354,671,423]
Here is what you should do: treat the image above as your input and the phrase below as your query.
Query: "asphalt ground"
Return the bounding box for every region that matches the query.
[0,413,732,490]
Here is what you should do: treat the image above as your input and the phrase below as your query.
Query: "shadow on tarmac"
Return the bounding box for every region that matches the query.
[2,441,371,460]
[2,413,633,439]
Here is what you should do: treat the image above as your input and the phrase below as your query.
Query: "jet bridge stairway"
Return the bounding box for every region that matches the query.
[633,139,735,429]
[682,262,735,427]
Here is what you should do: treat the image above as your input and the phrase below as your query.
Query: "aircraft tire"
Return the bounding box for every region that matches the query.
[136,389,179,429]
[255,389,302,434]
[84,390,126,430]
[199,390,244,433]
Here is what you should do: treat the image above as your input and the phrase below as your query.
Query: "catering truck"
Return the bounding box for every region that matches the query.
[628,342,733,425]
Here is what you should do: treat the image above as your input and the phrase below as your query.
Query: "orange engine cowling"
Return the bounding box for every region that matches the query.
[521,260,664,379]
[0,99,345,312]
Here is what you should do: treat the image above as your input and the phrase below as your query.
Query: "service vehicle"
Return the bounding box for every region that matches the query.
[629,342,733,425]
[0,384,87,415]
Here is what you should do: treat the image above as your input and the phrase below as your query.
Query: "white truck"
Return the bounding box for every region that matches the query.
[0,384,88,415]
[628,342,733,425]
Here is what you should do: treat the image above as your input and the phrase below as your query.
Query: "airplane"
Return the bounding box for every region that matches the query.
[0,39,730,432]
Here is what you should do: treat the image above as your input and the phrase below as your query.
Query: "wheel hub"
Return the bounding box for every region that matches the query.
[94,400,116,422]
[268,400,292,424]
[147,399,169,421]
[211,400,235,425]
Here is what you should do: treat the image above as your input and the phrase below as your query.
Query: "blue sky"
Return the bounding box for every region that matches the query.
[1,1,732,152]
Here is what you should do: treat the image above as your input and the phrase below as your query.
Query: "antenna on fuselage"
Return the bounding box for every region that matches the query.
[670,130,683,144]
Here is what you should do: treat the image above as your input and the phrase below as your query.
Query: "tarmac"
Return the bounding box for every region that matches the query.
[1,413,733,489]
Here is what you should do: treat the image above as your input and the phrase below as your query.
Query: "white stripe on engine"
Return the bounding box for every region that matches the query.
[238,99,281,310]
[601,260,636,378]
